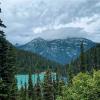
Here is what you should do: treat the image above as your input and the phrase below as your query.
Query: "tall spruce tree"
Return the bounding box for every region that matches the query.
[24,81,27,100]
[93,47,98,70]
[43,68,54,100]
[54,67,60,98]
[7,45,17,100]
[80,41,86,72]
[20,81,26,100]
[28,67,34,100]
[67,64,74,85]
[35,73,42,100]
[0,7,7,99]
[20,81,27,100]
[0,6,17,100]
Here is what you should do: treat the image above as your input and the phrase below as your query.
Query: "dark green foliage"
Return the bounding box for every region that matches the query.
[7,45,18,100]
[66,43,100,75]
[19,81,28,100]
[0,7,17,100]
[91,45,99,70]
[24,82,27,100]
[67,64,74,85]
[20,82,27,100]
[80,41,86,72]
[15,49,62,74]
[0,8,8,100]
[54,67,62,96]
[20,83,25,100]
[43,69,54,100]
[57,80,65,97]
[28,67,34,99]
[34,73,42,100]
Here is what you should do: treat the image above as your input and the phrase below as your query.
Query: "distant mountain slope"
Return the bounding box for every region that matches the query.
[67,43,100,74]
[18,38,95,64]
[84,43,100,70]
[7,42,62,74]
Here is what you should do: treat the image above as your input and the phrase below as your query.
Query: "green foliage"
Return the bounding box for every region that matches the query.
[0,7,17,100]
[56,70,100,100]
[43,69,54,100]
[34,74,42,100]
[28,67,34,99]
[67,64,74,85]
[69,43,100,74]
[15,49,62,74]
[80,41,86,72]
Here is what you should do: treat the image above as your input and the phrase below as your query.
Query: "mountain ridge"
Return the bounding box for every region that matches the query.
[18,37,95,64]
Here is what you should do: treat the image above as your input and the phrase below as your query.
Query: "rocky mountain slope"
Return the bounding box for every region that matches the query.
[18,38,95,64]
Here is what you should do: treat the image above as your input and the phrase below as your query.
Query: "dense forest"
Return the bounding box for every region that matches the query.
[65,43,100,75]
[0,5,100,100]
[15,48,62,74]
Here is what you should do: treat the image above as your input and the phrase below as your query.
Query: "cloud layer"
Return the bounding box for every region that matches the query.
[1,0,100,44]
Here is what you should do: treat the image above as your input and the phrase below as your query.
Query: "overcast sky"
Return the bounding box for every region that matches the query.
[0,0,100,44]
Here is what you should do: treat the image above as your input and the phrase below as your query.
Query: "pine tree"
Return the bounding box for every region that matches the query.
[58,79,64,97]
[35,73,42,100]
[0,6,17,100]
[7,45,17,100]
[43,68,54,100]
[93,47,98,70]
[25,81,28,99]
[0,6,7,100]
[53,67,65,99]
[52,72,57,100]
[67,64,74,85]
[28,67,34,100]
[20,81,25,100]
[53,67,60,99]
[80,41,86,72]
[20,82,27,100]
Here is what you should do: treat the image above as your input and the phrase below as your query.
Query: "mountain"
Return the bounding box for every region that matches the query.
[15,43,21,47]
[18,38,95,65]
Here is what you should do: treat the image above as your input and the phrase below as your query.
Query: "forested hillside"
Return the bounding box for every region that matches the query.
[15,48,62,74]
[65,43,100,76]
[16,43,100,74]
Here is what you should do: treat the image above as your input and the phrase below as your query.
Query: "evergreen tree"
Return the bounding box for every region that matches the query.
[67,64,74,85]
[35,73,42,100]
[0,6,17,100]
[23,82,27,100]
[20,81,25,100]
[58,79,64,97]
[0,6,7,100]
[53,67,60,98]
[93,47,98,70]
[52,72,58,100]
[28,67,34,100]
[43,68,54,100]
[7,45,17,100]
[80,41,86,72]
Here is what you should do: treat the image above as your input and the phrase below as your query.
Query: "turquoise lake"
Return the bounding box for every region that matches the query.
[16,72,56,89]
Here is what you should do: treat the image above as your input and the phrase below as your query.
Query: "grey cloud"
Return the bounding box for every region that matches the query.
[1,0,100,44]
